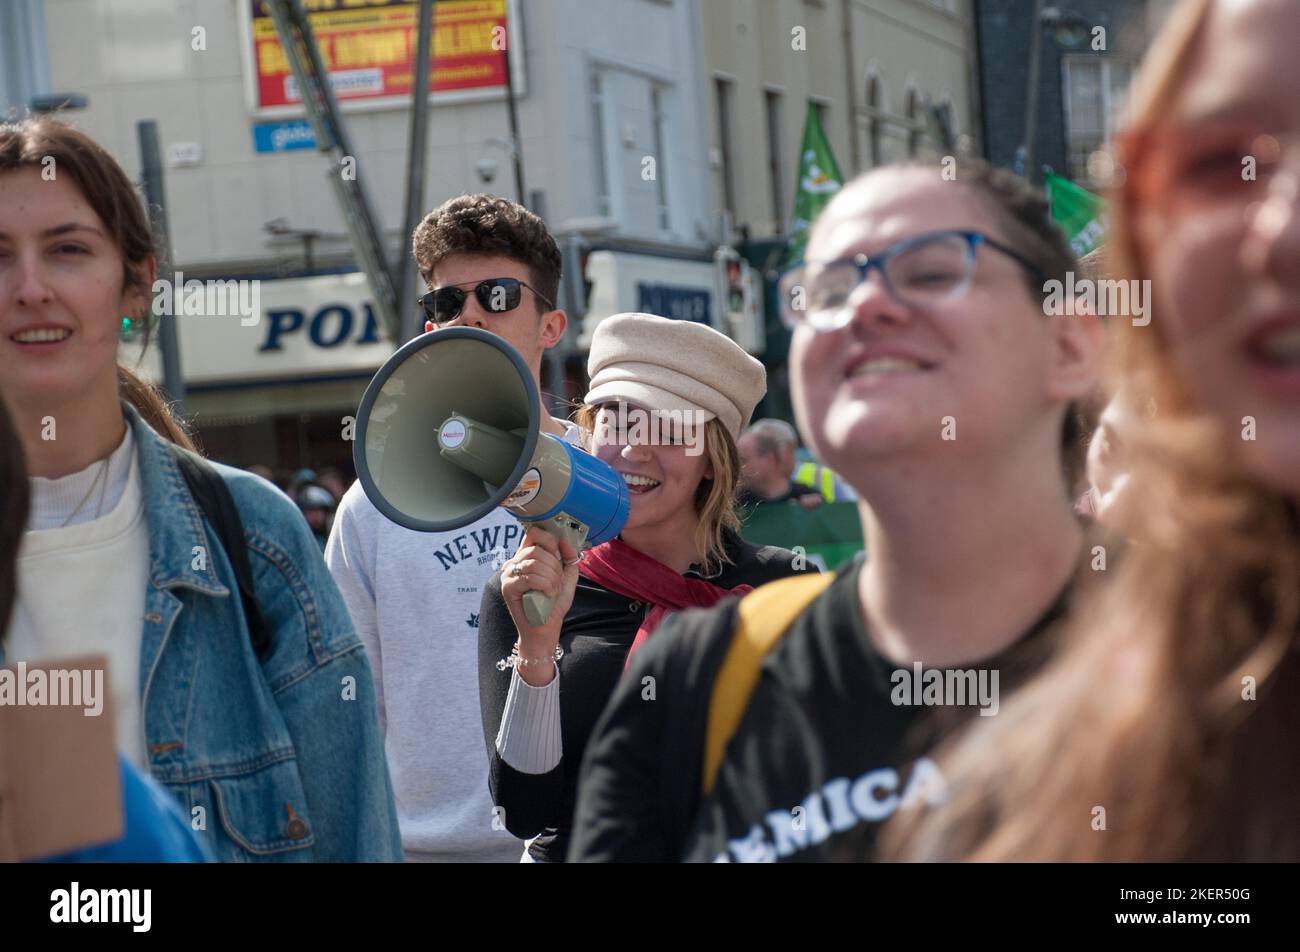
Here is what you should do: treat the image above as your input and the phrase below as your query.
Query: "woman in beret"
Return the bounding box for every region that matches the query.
[478,311,812,862]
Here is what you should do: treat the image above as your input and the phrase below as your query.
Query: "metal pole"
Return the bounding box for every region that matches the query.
[136,120,186,414]
[500,10,526,205]
[398,0,435,342]
[840,0,860,172]
[548,232,585,417]
[266,0,401,342]
[1022,0,1046,182]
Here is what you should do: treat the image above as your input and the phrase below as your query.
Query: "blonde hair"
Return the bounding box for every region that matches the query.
[575,404,741,576]
[886,0,1300,862]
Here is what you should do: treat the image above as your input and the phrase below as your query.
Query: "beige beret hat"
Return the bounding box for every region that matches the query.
[584,312,767,440]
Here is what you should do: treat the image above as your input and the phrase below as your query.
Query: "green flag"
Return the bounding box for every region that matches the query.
[785,102,844,265]
[1044,169,1107,258]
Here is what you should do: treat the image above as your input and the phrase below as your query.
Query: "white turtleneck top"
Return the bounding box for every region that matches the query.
[7,426,149,766]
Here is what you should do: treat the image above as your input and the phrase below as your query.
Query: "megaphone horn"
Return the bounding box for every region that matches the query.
[353,326,629,626]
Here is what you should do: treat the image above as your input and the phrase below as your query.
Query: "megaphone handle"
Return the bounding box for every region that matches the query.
[521,590,554,627]
[519,515,590,627]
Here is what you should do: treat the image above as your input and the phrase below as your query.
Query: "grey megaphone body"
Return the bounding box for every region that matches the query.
[353,327,629,625]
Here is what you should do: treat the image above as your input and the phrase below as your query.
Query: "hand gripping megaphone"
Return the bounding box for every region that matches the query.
[352,326,629,625]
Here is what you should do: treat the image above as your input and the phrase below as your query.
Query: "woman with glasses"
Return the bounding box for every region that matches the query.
[569,157,1102,862]
[890,0,1300,862]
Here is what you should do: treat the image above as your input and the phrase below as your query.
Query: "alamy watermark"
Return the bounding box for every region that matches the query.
[151,271,261,326]
[592,404,709,457]
[890,662,1000,717]
[0,662,104,716]
[1042,271,1152,327]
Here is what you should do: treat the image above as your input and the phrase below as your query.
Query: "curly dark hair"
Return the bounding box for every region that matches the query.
[412,194,562,310]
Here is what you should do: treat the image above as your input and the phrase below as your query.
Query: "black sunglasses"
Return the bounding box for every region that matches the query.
[418,277,555,325]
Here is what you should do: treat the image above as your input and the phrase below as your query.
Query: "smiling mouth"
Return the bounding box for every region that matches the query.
[621,473,661,494]
[847,356,931,378]
[1249,325,1300,367]
[11,328,73,344]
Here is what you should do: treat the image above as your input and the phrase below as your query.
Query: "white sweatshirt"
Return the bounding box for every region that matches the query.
[7,427,148,766]
[325,422,581,862]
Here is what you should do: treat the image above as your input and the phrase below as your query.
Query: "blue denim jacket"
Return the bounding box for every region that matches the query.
[2,403,403,862]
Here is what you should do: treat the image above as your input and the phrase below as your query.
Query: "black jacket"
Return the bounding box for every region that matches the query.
[478,530,809,862]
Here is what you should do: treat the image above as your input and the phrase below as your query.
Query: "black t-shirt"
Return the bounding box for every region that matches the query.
[478,531,808,862]
[738,481,824,511]
[571,558,1070,863]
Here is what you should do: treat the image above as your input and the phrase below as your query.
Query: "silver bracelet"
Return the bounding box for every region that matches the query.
[496,642,564,672]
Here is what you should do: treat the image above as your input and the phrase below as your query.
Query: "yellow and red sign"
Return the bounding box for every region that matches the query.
[249,0,511,111]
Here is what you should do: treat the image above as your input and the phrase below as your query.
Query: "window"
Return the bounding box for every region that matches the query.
[715,77,737,218]
[865,74,883,167]
[650,84,672,231]
[905,88,923,156]
[1062,55,1133,186]
[590,71,611,217]
[765,89,785,234]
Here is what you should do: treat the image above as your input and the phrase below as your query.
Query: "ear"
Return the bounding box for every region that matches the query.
[1045,299,1105,404]
[122,254,158,316]
[539,308,568,349]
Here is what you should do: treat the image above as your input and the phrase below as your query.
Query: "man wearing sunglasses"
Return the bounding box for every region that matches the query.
[570,159,1102,863]
[327,194,582,862]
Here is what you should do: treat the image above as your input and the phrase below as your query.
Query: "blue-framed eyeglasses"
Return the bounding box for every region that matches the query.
[778,229,1047,332]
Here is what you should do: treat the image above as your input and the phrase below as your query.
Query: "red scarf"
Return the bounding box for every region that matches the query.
[578,538,753,669]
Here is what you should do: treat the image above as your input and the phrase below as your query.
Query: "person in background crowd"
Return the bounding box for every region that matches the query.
[737,419,825,510]
[792,448,857,503]
[0,116,401,862]
[296,483,336,551]
[286,467,317,502]
[890,0,1300,862]
[480,312,809,862]
[316,465,349,503]
[570,158,1101,862]
[327,194,581,862]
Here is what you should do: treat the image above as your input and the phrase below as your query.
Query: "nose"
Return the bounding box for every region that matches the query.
[843,265,910,337]
[1242,151,1300,290]
[458,296,490,329]
[11,250,55,309]
[440,289,488,329]
[620,439,652,463]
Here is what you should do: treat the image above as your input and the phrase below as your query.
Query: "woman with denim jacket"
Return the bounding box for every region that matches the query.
[0,116,402,862]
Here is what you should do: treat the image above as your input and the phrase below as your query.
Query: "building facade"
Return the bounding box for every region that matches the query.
[975,0,1175,190]
[3,0,993,472]
[700,0,982,243]
[6,0,730,475]
[696,0,983,419]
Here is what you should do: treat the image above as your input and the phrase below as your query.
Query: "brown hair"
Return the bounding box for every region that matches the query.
[412,193,562,310]
[887,0,1300,862]
[575,405,742,576]
[0,116,195,450]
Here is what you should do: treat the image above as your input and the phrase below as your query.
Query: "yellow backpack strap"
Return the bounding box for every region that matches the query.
[702,573,836,796]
